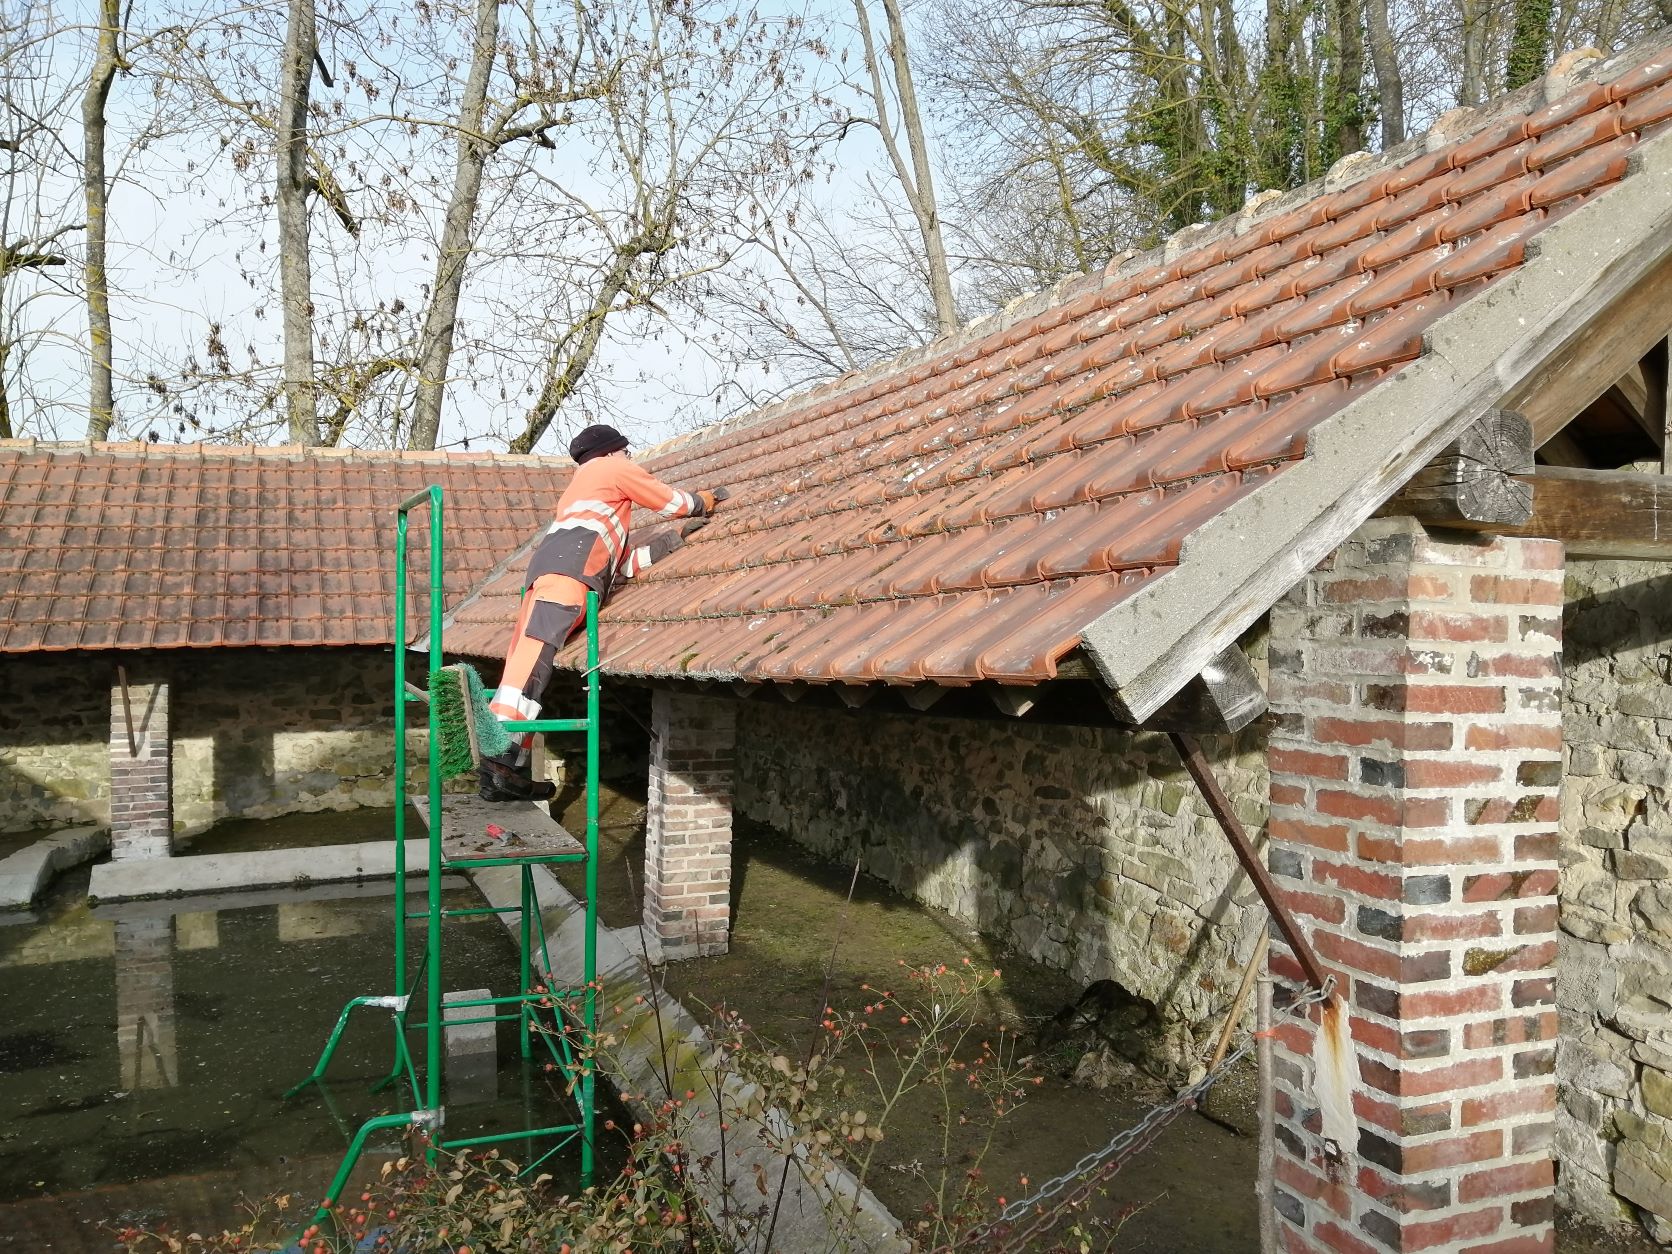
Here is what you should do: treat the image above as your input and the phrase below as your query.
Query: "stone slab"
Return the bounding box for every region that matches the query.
[88,875,465,923]
[0,826,108,909]
[466,862,907,1253]
[87,840,433,904]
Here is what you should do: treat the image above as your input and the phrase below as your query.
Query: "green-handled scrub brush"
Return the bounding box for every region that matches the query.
[427,663,514,778]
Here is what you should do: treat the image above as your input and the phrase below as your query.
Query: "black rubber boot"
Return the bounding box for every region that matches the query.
[478,756,557,803]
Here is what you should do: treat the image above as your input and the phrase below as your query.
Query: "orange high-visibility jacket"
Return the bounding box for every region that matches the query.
[525,456,705,596]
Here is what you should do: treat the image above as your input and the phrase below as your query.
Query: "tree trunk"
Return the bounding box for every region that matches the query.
[510,239,659,455]
[277,0,319,445]
[407,0,499,451]
[1593,0,1623,53]
[0,334,11,440]
[855,0,957,336]
[1365,0,1404,146]
[1329,0,1366,157]
[1505,0,1553,89]
[1459,0,1489,106]
[82,0,121,440]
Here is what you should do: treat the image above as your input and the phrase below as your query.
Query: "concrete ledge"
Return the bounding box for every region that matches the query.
[87,840,432,904]
[0,826,109,910]
[467,863,907,1253]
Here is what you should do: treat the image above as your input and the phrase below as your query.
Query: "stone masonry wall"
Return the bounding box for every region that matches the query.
[735,689,1271,1036]
[1559,557,1672,1241]
[0,657,110,831]
[1,648,417,837]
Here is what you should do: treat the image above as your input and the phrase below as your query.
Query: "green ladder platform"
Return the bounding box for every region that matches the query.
[285,485,602,1232]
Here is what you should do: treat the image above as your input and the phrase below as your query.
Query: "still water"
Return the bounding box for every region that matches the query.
[0,844,590,1251]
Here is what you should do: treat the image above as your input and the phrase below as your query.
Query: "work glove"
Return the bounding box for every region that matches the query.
[624,529,685,578]
[681,516,711,539]
[695,486,732,515]
[643,530,684,564]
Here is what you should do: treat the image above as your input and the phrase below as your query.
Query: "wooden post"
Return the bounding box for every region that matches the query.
[1644,338,1671,474]
[1386,408,1533,525]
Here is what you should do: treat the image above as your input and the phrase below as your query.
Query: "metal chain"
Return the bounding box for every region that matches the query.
[945,979,1334,1252]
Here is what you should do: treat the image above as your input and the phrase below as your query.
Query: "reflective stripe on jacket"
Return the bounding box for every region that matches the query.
[525,457,700,595]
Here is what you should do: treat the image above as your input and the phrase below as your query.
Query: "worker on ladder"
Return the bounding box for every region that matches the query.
[480,423,729,802]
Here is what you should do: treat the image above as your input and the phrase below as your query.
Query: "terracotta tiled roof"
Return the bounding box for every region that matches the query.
[0,442,572,652]
[442,42,1672,709]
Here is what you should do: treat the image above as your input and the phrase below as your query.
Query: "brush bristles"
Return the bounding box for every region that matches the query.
[425,662,514,778]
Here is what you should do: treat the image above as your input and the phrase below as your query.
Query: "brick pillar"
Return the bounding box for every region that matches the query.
[110,674,173,861]
[1266,518,1563,1254]
[114,916,179,1089]
[643,690,735,960]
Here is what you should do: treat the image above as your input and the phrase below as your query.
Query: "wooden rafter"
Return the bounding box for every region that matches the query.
[1505,250,1672,450]
[1389,465,1672,560]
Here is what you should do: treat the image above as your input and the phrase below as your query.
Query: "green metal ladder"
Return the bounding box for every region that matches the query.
[286,484,600,1230]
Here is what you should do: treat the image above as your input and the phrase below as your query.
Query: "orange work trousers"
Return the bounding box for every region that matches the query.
[487,572,588,754]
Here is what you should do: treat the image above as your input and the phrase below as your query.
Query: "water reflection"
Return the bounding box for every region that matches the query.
[0,866,591,1247]
[114,917,178,1091]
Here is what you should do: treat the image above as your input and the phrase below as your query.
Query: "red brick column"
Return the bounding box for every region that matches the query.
[110,673,173,861]
[643,690,735,960]
[1265,518,1562,1254]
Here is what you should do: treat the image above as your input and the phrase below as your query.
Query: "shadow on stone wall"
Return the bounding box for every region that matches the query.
[0,657,109,833]
[733,700,1268,1047]
[1565,569,1672,668]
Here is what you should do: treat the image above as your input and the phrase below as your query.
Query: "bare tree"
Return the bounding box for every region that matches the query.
[82,0,124,439]
[276,0,320,444]
[485,0,836,454]
[407,0,610,451]
[852,0,957,335]
[1366,0,1406,144]
[1,2,83,439]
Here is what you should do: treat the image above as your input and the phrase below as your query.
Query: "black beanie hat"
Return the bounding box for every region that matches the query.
[569,423,630,463]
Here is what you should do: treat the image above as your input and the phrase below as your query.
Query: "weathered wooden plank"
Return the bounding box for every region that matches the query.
[1141,644,1267,734]
[411,794,583,863]
[1388,409,1533,526]
[1645,339,1671,474]
[1424,466,1672,560]
[1506,249,1672,448]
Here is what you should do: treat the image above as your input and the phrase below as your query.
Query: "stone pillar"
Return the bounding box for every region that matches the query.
[110,673,172,861]
[1265,518,1563,1254]
[114,916,178,1089]
[643,690,735,960]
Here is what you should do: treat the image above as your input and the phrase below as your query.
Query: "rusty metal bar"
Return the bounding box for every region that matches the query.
[1169,731,1330,993]
[116,664,137,757]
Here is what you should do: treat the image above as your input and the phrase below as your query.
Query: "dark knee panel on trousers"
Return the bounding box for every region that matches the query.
[515,601,581,701]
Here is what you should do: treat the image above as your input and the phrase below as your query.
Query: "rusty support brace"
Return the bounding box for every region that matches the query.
[117,664,138,757]
[1169,732,1330,993]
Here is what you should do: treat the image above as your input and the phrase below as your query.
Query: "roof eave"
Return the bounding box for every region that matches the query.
[1082,123,1672,724]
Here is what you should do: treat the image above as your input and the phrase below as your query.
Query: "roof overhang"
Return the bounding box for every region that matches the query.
[1081,121,1672,723]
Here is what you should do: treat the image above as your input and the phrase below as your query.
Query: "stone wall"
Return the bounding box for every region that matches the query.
[1559,557,1672,1241]
[1,648,417,837]
[0,657,109,831]
[734,683,1271,1036]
